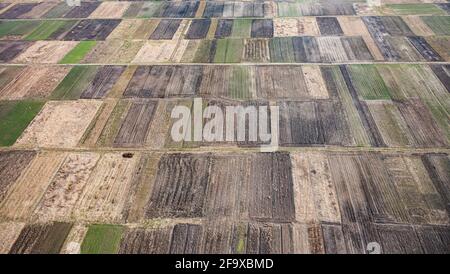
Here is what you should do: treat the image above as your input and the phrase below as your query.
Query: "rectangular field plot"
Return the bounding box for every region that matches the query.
[0,3,40,19]
[124,66,201,98]
[0,101,44,146]
[0,66,71,100]
[74,153,139,222]
[24,20,78,41]
[0,150,36,204]
[142,152,295,222]
[63,19,121,41]
[279,101,352,146]
[0,20,38,40]
[89,2,130,19]
[33,152,100,222]
[0,152,66,220]
[421,16,450,35]
[13,41,78,64]
[9,222,72,254]
[0,41,32,63]
[150,19,182,40]
[16,100,102,148]
[59,41,96,64]
[316,17,343,36]
[0,222,25,254]
[63,2,101,19]
[81,224,124,254]
[113,101,157,147]
[80,66,125,99]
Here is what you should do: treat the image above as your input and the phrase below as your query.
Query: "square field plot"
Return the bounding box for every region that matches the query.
[15,100,102,148]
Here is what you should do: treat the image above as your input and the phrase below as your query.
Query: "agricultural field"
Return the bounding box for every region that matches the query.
[0,0,448,255]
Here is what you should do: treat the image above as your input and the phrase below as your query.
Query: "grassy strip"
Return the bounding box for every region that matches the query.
[214,39,243,63]
[81,224,124,254]
[0,21,38,38]
[421,16,450,35]
[0,100,44,146]
[50,66,99,99]
[387,4,446,15]
[24,21,68,40]
[231,19,251,38]
[59,41,97,64]
[348,65,391,100]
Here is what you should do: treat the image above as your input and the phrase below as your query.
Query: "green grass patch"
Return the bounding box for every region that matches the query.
[214,39,243,63]
[0,21,39,38]
[277,3,301,17]
[269,37,295,63]
[24,20,71,40]
[231,19,252,38]
[50,66,99,99]
[348,65,391,100]
[387,4,446,15]
[59,41,97,64]
[0,100,44,146]
[229,66,251,99]
[421,16,450,35]
[80,224,124,254]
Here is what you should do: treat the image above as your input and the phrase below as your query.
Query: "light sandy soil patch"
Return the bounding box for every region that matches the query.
[171,39,190,63]
[109,40,144,63]
[133,20,160,39]
[195,1,206,18]
[265,1,277,17]
[0,66,70,100]
[145,101,171,149]
[274,17,319,37]
[60,224,88,254]
[297,17,320,36]
[13,41,78,64]
[180,40,201,62]
[274,18,299,37]
[89,2,130,19]
[302,65,329,99]
[338,17,371,36]
[0,152,66,220]
[33,152,100,222]
[353,3,378,16]
[81,40,143,64]
[132,40,177,63]
[107,19,157,40]
[81,40,122,64]
[174,20,190,40]
[291,152,341,224]
[336,17,384,60]
[74,153,139,223]
[16,100,102,148]
[206,19,218,39]
[0,222,25,254]
[81,99,117,147]
[402,16,434,36]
